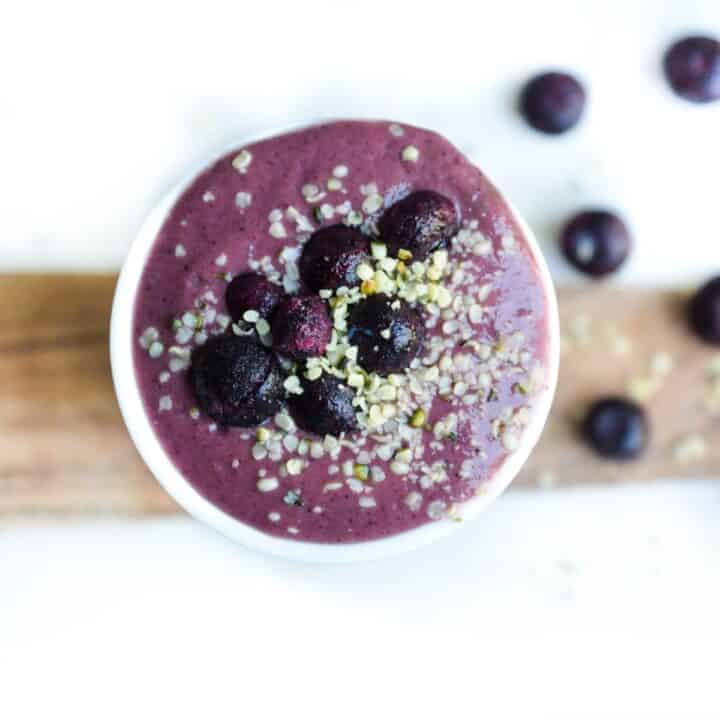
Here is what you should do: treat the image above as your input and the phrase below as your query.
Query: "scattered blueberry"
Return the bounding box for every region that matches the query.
[225,273,284,322]
[348,295,426,375]
[582,397,648,460]
[299,225,370,292]
[272,295,332,359]
[289,374,358,437]
[191,335,285,427]
[689,276,720,344]
[664,35,720,103]
[378,190,459,261]
[560,210,631,277]
[520,71,586,134]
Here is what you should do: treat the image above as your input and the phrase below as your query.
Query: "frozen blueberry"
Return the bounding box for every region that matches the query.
[582,397,648,461]
[520,72,586,134]
[272,295,332,359]
[289,374,358,437]
[560,210,631,277]
[191,335,285,427]
[664,35,720,103]
[378,191,458,261]
[225,273,284,322]
[348,295,426,375]
[299,225,370,292]
[689,276,720,344]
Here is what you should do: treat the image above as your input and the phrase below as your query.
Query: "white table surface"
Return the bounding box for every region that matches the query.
[3,0,720,717]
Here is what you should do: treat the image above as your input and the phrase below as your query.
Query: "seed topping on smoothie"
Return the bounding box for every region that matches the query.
[171,178,541,509]
[231,149,253,173]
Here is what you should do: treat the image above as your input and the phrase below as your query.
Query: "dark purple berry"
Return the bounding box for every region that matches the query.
[378,191,459,261]
[689,276,720,344]
[560,210,631,277]
[272,295,332,359]
[582,397,648,461]
[664,35,720,103]
[520,72,586,134]
[299,225,370,292]
[289,374,358,437]
[190,335,285,427]
[348,296,425,376]
[225,273,284,322]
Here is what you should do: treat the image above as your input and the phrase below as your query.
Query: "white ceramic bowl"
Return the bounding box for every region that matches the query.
[110,124,560,564]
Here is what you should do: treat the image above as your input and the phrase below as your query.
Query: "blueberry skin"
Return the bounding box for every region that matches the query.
[272,295,333,359]
[348,295,426,376]
[520,72,586,134]
[190,335,285,427]
[378,190,459,261]
[689,276,720,345]
[582,397,648,460]
[225,272,284,322]
[664,35,720,103]
[289,375,359,437]
[299,225,370,292]
[560,210,631,277]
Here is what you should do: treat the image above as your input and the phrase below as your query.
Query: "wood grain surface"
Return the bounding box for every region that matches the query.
[1,274,718,516]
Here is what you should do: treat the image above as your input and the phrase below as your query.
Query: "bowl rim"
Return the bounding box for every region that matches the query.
[110,120,560,564]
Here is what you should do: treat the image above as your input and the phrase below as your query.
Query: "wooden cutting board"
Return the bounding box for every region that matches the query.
[2,274,718,516]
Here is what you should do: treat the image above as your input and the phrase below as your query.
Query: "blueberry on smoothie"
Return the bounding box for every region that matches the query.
[348,295,426,375]
[582,397,648,460]
[520,72,586,134]
[272,294,332,359]
[299,225,370,292]
[663,35,720,103]
[689,276,720,344]
[225,272,284,322]
[560,210,631,277]
[191,335,285,427]
[289,374,358,437]
[378,191,458,261]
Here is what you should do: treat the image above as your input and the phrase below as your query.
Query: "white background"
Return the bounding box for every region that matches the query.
[2,1,720,717]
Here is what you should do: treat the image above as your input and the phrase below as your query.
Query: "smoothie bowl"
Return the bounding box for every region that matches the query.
[111,120,559,562]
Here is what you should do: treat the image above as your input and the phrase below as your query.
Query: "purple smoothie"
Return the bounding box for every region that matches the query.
[133,120,552,543]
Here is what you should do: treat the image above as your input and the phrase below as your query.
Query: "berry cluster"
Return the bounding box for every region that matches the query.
[191,191,458,437]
